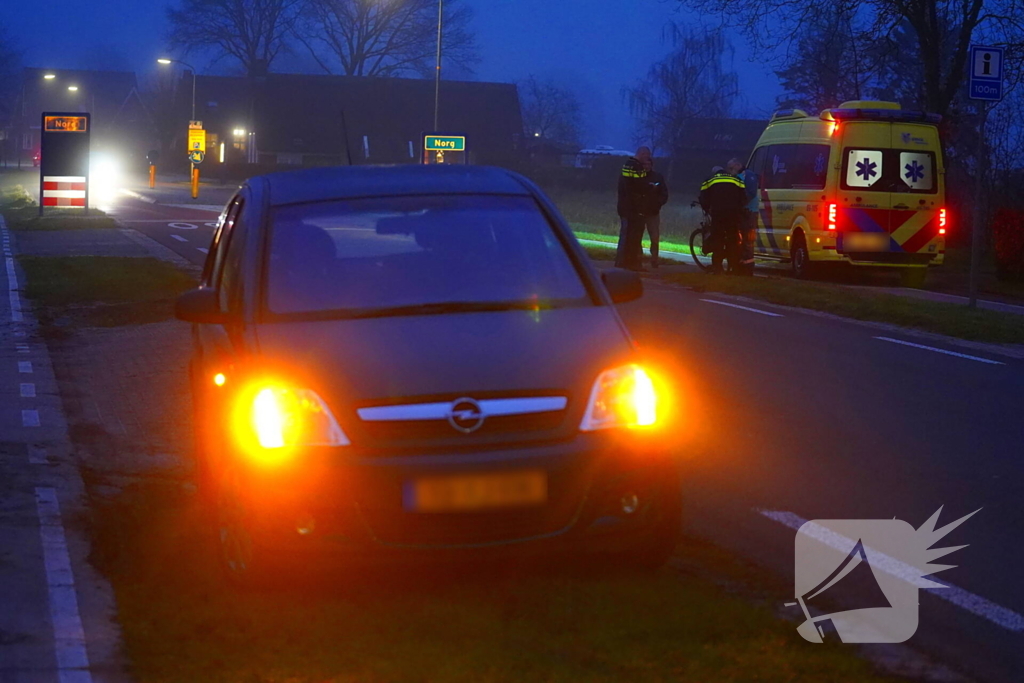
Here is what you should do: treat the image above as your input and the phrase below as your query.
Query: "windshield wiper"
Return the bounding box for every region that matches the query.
[341,300,549,320]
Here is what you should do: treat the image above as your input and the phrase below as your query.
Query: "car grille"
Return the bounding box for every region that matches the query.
[360,411,564,444]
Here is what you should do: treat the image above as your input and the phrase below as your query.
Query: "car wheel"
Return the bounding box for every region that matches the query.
[791,235,812,279]
[900,267,928,288]
[216,467,268,586]
[617,478,682,571]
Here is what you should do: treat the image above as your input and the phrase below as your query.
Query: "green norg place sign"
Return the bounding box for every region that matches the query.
[424,135,466,151]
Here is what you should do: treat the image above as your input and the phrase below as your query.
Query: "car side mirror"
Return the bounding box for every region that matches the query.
[175,288,226,324]
[601,269,643,304]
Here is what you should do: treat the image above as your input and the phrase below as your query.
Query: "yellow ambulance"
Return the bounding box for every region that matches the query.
[746,101,947,284]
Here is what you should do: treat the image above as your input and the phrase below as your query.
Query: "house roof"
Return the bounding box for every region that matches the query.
[189,73,524,163]
[261,164,532,206]
[676,118,766,153]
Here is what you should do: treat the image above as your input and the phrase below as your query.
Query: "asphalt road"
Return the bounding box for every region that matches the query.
[16,175,1024,681]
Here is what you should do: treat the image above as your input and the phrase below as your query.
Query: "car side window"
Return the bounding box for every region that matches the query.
[763,144,830,190]
[206,198,243,291]
[218,204,248,312]
[747,147,768,183]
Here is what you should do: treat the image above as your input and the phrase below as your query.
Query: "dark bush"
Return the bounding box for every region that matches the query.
[993,208,1024,282]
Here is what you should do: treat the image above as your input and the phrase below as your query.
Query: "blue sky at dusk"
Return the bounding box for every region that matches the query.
[4,0,784,147]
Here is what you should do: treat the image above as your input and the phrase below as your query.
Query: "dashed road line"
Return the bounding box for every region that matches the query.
[197,247,209,254]
[21,383,36,397]
[759,509,1024,632]
[35,488,93,680]
[874,336,1005,365]
[701,298,784,317]
[22,409,40,427]
[18,360,33,373]
[28,445,48,465]
[170,234,188,242]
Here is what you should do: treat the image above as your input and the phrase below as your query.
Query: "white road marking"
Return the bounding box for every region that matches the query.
[119,188,157,204]
[168,222,198,230]
[35,488,92,678]
[701,298,784,317]
[197,247,209,254]
[166,203,224,212]
[874,336,1004,365]
[170,234,188,242]
[759,509,1024,632]
[19,360,33,373]
[21,383,36,397]
[22,409,40,427]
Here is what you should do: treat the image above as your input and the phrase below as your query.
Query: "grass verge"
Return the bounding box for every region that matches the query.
[667,272,1024,345]
[1,184,118,230]
[18,256,196,328]
[88,478,896,683]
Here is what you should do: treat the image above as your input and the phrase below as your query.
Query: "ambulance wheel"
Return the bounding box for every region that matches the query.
[791,236,811,279]
[900,267,928,288]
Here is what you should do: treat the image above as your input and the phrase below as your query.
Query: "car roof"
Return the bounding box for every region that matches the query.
[260,164,533,207]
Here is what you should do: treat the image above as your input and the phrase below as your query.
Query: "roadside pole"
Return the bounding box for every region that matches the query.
[191,164,199,199]
[187,121,205,201]
[966,44,1004,309]
[968,106,989,308]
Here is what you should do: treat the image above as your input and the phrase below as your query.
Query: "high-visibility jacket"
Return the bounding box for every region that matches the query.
[699,173,747,229]
[617,157,648,217]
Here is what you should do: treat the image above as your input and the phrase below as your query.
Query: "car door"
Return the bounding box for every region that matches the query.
[193,193,246,400]
[888,123,943,256]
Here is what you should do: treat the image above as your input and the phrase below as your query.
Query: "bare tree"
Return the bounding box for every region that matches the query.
[166,0,302,75]
[0,23,20,123]
[775,7,874,111]
[623,26,739,155]
[520,76,584,147]
[676,0,1024,117]
[295,0,478,77]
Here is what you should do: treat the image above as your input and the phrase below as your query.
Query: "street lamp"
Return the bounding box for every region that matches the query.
[157,57,197,121]
[43,73,56,80]
[433,0,443,131]
[67,85,78,92]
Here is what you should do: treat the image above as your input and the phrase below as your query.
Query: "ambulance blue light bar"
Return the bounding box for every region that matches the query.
[827,109,942,124]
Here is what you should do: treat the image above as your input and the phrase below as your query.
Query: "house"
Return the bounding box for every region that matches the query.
[670,118,767,187]
[3,67,153,167]
[170,72,525,170]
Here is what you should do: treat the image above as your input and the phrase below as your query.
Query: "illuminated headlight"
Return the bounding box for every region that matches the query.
[245,386,349,452]
[579,364,658,431]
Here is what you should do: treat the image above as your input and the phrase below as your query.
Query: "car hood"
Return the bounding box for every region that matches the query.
[253,306,633,442]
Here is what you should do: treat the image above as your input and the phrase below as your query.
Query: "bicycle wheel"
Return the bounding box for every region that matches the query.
[690,228,711,271]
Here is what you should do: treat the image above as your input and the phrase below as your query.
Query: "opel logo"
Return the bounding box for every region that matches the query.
[447,397,485,434]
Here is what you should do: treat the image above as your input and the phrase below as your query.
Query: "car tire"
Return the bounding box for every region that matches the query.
[791,235,812,279]
[617,477,682,571]
[900,267,928,288]
[215,466,273,587]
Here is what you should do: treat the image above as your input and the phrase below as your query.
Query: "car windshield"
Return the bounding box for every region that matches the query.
[265,194,590,318]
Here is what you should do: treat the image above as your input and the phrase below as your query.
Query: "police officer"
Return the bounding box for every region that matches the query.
[727,157,758,276]
[616,146,652,271]
[642,156,669,269]
[699,166,747,274]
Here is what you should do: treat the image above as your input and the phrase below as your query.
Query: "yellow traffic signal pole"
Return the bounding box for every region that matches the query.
[191,163,199,199]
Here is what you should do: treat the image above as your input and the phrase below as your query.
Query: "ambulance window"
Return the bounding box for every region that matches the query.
[762,145,794,189]
[843,149,885,190]
[762,144,829,190]
[747,147,769,179]
[895,151,936,193]
[790,145,829,189]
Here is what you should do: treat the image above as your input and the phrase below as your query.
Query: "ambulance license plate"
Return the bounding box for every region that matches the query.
[842,233,890,252]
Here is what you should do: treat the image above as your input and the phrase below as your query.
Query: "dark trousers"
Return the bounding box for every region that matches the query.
[644,214,661,266]
[614,217,629,267]
[622,215,646,270]
[711,225,741,273]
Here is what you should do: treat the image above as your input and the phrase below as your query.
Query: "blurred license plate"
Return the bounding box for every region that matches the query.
[405,470,547,512]
[842,233,890,252]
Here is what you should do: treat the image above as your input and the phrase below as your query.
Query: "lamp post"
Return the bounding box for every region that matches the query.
[157,58,197,121]
[433,0,442,131]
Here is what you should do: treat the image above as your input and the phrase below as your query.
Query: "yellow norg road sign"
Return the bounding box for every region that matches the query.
[188,128,206,154]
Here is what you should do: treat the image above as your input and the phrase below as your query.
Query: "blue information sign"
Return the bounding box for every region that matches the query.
[969,45,1004,101]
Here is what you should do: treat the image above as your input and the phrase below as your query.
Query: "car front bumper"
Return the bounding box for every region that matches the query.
[230,431,680,562]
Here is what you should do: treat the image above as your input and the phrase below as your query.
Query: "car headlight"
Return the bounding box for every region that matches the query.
[238,386,349,456]
[579,364,658,431]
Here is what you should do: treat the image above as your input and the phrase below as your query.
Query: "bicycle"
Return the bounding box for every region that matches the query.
[689,201,713,271]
